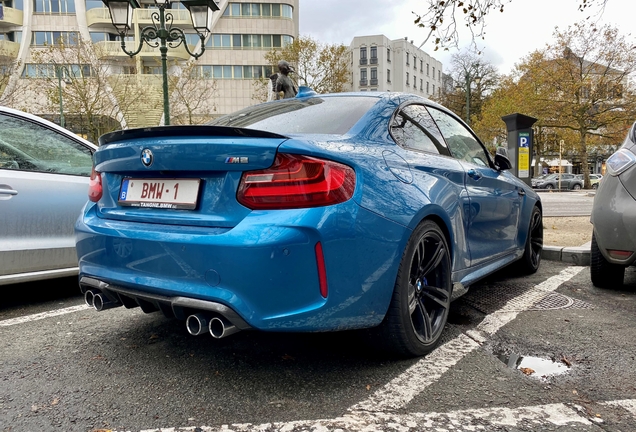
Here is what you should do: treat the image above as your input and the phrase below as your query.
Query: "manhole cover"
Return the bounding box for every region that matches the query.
[529,292,592,311]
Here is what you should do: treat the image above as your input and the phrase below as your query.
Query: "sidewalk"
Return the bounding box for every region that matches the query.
[542,241,591,266]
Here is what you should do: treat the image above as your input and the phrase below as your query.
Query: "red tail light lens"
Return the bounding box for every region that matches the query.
[88,166,102,202]
[237,153,356,210]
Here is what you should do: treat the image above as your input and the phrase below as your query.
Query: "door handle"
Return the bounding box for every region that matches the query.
[518,188,526,196]
[467,169,482,180]
[0,187,18,196]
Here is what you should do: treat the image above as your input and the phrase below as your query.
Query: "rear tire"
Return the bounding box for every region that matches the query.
[377,220,452,357]
[590,232,624,288]
[572,183,581,190]
[516,206,543,274]
[545,184,553,190]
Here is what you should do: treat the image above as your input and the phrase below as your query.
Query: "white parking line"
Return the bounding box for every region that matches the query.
[0,304,90,327]
[603,399,636,416]
[351,266,585,413]
[135,400,633,431]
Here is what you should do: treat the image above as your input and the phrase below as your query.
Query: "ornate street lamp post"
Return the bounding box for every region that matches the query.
[101,0,219,125]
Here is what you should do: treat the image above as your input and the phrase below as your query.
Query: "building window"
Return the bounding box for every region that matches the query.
[387,47,391,63]
[370,46,377,64]
[406,53,410,66]
[33,0,75,13]
[406,72,410,86]
[31,31,78,46]
[420,79,423,91]
[360,68,367,86]
[426,81,429,93]
[420,59,423,72]
[223,3,293,19]
[426,63,429,76]
[370,67,378,85]
[432,84,435,94]
[432,67,435,79]
[23,63,91,78]
[360,46,367,65]
[438,70,441,81]
[207,33,292,49]
[387,69,391,83]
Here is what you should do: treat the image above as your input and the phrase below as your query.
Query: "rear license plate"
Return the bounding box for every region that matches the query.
[118,178,200,210]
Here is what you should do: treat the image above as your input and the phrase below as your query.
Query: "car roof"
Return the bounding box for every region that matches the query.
[0,105,97,149]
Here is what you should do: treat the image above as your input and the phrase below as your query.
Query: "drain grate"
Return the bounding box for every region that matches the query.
[461,283,592,314]
[529,292,592,311]
[461,282,534,314]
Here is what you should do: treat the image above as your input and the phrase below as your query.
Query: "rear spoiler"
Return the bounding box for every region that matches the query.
[99,126,287,147]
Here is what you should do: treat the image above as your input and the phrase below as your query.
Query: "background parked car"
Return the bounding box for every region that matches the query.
[531,173,583,190]
[0,107,96,286]
[75,90,543,357]
[590,123,636,287]
[575,173,603,189]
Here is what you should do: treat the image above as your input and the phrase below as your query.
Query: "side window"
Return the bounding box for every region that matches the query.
[427,107,491,167]
[0,113,93,176]
[390,104,450,156]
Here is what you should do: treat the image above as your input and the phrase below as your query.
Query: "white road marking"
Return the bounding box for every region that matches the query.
[135,401,624,431]
[0,304,90,327]
[603,399,636,416]
[351,266,586,413]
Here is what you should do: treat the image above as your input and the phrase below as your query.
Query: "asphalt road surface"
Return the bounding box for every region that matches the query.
[537,191,595,217]
[1,261,635,431]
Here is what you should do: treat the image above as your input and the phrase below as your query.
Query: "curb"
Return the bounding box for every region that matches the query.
[542,243,591,266]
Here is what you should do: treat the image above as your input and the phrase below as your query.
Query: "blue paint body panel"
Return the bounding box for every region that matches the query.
[75,92,541,332]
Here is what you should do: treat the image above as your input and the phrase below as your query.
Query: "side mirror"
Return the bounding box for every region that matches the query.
[494,153,512,171]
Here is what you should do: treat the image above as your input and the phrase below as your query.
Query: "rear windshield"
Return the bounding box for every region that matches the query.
[207,96,379,135]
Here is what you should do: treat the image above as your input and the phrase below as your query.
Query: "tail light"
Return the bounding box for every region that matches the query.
[237,153,355,210]
[88,166,102,202]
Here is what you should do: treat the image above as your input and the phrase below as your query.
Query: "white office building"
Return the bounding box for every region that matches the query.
[0,0,299,131]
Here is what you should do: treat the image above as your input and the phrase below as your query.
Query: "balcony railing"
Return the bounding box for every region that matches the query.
[370,57,378,65]
[136,8,192,26]
[370,78,378,86]
[359,79,367,86]
[0,40,20,59]
[86,7,113,26]
[94,41,193,60]
[0,6,23,27]
[359,58,367,65]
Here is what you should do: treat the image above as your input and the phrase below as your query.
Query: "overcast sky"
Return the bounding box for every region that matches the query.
[299,0,635,75]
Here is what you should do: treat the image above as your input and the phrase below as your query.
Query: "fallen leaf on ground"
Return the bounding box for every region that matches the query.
[519,367,535,375]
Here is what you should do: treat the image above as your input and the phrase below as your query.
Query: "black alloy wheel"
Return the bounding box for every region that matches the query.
[516,206,543,274]
[379,220,452,357]
[545,184,554,190]
[572,183,582,190]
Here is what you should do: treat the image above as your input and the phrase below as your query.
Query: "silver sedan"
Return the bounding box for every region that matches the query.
[0,107,97,285]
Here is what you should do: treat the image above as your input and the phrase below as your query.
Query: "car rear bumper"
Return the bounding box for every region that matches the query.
[591,176,636,266]
[75,201,408,331]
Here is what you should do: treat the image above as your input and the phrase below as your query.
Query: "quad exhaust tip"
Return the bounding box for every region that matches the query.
[186,314,240,339]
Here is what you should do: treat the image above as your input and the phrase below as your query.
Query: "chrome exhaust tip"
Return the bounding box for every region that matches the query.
[84,290,96,308]
[186,313,211,336]
[92,293,121,311]
[209,316,239,339]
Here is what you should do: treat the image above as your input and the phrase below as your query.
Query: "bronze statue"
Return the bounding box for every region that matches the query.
[275,60,297,99]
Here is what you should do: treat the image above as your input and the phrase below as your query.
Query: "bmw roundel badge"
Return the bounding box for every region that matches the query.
[141,149,153,167]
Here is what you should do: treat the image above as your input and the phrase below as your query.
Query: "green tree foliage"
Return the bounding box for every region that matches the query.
[473,22,636,185]
[264,36,350,94]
